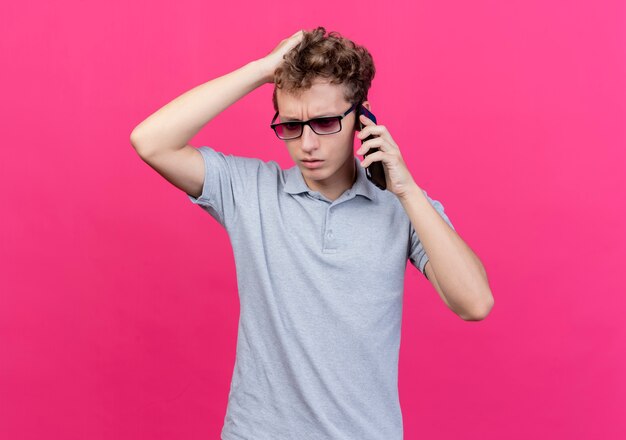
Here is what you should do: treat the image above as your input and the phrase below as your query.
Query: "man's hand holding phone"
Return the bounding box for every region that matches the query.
[356,113,418,200]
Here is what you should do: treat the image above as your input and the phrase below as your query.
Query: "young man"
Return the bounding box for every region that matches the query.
[131,27,493,440]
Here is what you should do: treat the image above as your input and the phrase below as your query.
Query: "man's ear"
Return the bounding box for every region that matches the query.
[354,101,371,131]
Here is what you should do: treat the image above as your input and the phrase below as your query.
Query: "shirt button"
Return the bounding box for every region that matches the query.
[327,230,333,238]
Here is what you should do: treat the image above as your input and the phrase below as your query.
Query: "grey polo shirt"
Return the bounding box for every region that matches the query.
[187,146,455,440]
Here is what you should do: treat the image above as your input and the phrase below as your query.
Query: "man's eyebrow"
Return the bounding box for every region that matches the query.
[280,112,338,121]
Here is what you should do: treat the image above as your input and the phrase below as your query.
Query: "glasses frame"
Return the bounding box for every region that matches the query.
[270,103,357,140]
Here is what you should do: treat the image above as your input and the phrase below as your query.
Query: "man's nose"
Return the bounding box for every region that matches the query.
[300,124,320,152]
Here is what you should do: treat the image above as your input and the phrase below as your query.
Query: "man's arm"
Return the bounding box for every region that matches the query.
[401,186,494,321]
[354,100,493,320]
[129,30,305,195]
[129,58,270,198]
[130,59,270,158]
[424,260,452,309]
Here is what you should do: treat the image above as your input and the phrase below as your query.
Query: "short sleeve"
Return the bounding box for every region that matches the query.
[186,146,262,229]
[408,189,456,278]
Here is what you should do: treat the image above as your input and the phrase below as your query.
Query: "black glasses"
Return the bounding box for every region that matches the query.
[270,104,357,140]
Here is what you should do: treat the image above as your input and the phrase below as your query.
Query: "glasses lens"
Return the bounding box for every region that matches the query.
[311,117,341,134]
[275,122,302,139]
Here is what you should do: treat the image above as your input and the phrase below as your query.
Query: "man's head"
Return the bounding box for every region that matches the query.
[271,27,376,198]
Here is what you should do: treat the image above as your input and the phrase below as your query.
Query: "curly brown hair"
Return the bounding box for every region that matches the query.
[272,26,376,112]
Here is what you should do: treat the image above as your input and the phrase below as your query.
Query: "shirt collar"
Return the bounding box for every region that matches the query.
[283,156,379,201]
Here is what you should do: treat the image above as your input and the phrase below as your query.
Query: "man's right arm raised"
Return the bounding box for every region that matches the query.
[129,30,305,199]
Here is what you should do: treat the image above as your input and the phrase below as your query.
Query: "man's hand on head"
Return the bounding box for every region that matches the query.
[257,30,305,83]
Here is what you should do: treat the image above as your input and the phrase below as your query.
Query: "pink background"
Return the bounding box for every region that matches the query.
[2,0,625,439]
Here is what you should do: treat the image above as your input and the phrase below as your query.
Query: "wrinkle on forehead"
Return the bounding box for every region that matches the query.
[277,80,350,119]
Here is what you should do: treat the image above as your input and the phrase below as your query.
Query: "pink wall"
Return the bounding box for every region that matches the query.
[2,0,625,439]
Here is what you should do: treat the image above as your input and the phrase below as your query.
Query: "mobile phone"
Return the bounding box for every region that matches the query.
[358,104,386,190]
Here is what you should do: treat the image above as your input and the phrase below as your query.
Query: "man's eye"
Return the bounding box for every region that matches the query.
[284,122,301,130]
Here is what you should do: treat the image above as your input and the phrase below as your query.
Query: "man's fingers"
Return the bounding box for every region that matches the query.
[360,150,385,168]
[357,138,390,156]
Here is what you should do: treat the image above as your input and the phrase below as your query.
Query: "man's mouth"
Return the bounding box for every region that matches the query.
[301,159,324,168]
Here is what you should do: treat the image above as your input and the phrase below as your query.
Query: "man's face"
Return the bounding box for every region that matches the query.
[275,79,359,194]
